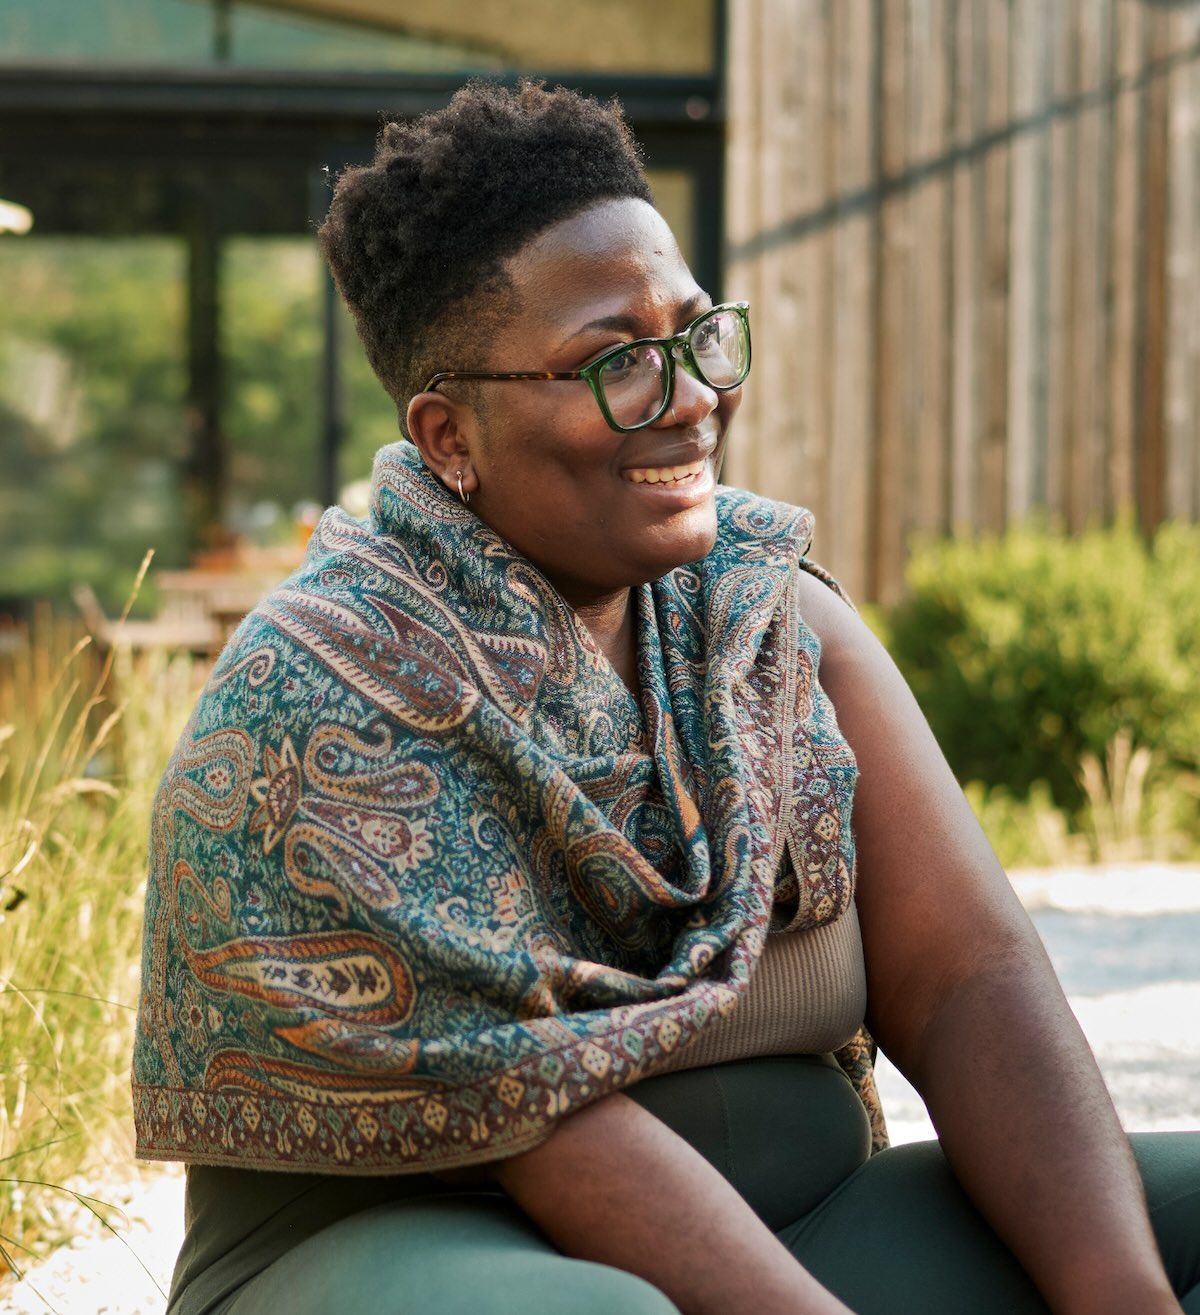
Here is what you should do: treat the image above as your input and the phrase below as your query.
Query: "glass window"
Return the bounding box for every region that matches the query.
[0,0,714,74]
[0,229,395,620]
[253,0,716,74]
[0,0,214,66]
[0,237,190,613]
[220,238,392,540]
[228,3,498,71]
[222,238,322,541]
[0,0,493,70]
[339,294,405,492]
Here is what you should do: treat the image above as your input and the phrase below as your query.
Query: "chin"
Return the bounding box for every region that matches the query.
[641,516,719,581]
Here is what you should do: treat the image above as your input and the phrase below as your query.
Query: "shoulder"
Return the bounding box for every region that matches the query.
[794,564,861,659]
[711,484,861,659]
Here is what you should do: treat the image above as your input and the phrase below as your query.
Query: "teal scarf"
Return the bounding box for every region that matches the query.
[133,440,884,1174]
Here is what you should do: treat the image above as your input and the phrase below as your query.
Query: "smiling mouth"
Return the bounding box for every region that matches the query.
[621,457,708,485]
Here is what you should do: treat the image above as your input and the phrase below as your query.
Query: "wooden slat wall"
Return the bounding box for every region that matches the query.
[724,0,1200,604]
[1165,2,1200,521]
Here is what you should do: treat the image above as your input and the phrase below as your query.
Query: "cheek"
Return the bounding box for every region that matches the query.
[476,400,617,512]
[491,384,602,454]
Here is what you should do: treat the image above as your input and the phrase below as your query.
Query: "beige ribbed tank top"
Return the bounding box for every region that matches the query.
[654,901,867,1074]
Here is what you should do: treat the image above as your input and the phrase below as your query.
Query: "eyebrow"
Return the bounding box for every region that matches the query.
[561,292,713,347]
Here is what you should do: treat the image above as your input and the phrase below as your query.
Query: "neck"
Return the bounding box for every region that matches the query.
[557,583,638,696]
[569,586,632,645]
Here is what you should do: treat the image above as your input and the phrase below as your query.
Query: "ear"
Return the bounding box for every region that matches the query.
[405,391,479,499]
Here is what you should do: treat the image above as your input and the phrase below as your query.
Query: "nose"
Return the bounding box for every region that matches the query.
[662,344,718,427]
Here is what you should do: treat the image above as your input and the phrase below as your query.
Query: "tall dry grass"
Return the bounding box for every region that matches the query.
[0,564,199,1283]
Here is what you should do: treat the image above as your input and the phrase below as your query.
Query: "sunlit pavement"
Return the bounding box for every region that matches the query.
[877,866,1200,1144]
[6,867,1199,1313]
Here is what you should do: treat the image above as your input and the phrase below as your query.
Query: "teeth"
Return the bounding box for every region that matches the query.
[625,459,706,485]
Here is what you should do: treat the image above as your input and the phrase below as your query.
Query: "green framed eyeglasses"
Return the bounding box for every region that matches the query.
[422,300,751,433]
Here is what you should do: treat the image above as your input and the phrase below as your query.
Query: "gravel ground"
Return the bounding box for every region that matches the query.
[5,864,1199,1315]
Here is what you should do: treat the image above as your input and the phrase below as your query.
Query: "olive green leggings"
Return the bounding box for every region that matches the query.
[175,1056,1200,1315]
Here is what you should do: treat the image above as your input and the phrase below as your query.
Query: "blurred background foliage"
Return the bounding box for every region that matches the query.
[0,237,395,615]
[0,241,188,611]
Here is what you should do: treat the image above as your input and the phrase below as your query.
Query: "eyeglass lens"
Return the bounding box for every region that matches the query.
[598,308,750,429]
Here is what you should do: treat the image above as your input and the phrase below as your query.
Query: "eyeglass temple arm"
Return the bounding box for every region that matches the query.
[423,369,584,391]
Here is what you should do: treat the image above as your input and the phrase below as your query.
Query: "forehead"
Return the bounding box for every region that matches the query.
[503,197,701,335]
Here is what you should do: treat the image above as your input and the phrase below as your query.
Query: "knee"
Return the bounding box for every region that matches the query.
[1130,1132,1200,1299]
[565,1263,681,1315]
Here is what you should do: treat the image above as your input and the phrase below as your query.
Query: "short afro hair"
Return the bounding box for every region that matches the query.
[317,79,654,432]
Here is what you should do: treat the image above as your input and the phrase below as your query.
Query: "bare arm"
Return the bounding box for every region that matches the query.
[484,1089,851,1315]
[795,569,1180,1315]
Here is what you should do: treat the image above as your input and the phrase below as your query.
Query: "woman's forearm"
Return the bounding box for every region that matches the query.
[902,946,1180,1315]
[489,1090,851,1315]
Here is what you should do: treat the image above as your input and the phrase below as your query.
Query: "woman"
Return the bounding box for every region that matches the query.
[133,81,1200,1314]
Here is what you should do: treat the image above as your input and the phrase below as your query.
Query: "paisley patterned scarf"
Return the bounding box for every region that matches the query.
[132,440,885,1174]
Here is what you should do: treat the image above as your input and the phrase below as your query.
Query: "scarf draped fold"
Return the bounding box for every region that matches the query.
[132,440,886,1174]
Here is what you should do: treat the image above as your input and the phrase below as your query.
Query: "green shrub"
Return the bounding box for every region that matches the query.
[964,755,1200,869]
[885,517,1200,814]
[962,779,1087,869]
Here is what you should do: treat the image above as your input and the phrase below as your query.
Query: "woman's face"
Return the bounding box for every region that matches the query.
[415,197,743,606]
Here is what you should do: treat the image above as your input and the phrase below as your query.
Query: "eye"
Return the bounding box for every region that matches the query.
[601,348,639,377]
[692,315,720,349]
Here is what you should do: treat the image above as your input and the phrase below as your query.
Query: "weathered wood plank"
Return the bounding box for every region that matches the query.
[907,0,952,543]
[871,0,912,604]
[774,0,833,533]
[1006,0,1042,522]
[1164,4,1200,522]
[1069,0,1108,530]
[1029,0,1057,512]
[752,0,791,504]
[949,0,980,536]
[1136,4,1172,534]
[721,0,1198,599]
[826,0,875,598]
[1106,0,1143,520]
[1045,0,1076,529]
[977,0,1010,535]
[721,0,765,494]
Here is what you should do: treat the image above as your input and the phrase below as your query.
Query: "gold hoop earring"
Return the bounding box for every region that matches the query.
[455,469,471,506]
